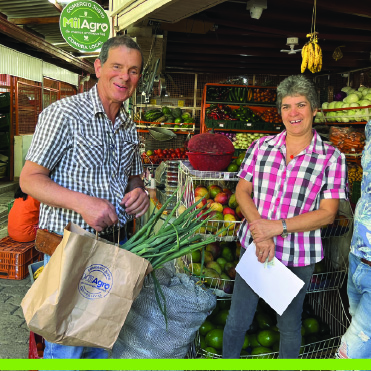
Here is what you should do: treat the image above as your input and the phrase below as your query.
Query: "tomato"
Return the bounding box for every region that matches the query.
[163,149,168,156]
[169,148,175,153]
[171,153,177,158]
[157,149,163,155]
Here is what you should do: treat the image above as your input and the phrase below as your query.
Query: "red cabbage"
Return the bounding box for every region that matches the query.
[334,91,347,101]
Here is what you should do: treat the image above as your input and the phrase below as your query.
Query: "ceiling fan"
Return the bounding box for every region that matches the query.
[280,37,302,55]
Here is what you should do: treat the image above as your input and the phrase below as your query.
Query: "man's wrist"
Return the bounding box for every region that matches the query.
[133,186,150,198]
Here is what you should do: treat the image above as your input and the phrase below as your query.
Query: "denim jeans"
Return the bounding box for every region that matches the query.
[42,233,128,360]
[223,247,315,359]
[337,252,371,359]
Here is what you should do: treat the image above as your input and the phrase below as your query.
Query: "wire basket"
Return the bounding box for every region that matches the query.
[178,161,241,242]
[194,289,349,360]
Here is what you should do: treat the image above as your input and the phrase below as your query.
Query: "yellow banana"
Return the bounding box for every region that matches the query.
[313,42,320,72]
[33,266,44,280]
[307,42,315,72]
[301,43,309,73]
[316,44,323,72]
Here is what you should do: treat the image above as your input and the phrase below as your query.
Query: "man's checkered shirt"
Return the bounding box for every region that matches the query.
[26,85,143,234]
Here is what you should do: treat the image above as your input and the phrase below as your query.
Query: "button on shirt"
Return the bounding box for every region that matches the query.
[237,130,347,267]
[26,84,143,234]
[350,120,371,261]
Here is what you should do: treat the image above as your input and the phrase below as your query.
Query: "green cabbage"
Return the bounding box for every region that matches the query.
[326,111,337,122]
[345,93,359,104]
[322,102,329,109]
[358,99,371,107]
[328,101,337,109]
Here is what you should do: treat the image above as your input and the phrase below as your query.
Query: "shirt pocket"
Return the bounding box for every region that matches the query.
[73,133,109,169]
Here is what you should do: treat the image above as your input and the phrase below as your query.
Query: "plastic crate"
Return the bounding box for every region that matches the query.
[0,237,39,280]
[28,331,44,359]
[195,289,349,360]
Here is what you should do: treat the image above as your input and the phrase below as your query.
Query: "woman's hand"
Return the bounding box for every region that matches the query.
[249,219,282,244]
[255,238,275,263]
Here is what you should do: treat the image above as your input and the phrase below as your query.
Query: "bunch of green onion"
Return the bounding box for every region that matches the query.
[120,185,227,324]
[120,186,224,269]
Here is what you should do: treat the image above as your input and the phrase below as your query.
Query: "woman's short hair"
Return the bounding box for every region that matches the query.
[276,75,319,112]
[98,35,144,73]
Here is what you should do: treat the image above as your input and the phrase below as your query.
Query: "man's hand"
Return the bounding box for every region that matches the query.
[78,196,118,232]
[121,188,150,218]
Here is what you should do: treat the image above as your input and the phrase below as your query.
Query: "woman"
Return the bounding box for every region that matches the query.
[222,75,348,359]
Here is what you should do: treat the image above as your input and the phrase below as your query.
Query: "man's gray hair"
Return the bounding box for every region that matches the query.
[276,75,319,112]
[98,35,144,73]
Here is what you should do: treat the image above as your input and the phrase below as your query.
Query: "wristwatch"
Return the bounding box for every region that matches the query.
[281,219,288,238]
[135,186,150,198]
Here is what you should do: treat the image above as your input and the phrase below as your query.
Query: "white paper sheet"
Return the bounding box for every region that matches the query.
[235,242,305,315]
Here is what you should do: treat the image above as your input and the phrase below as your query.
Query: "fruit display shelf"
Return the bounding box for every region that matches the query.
[177,161,241,242]
[194,289,349,360]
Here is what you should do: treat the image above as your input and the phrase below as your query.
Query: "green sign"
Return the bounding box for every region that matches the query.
[60,0,110,52]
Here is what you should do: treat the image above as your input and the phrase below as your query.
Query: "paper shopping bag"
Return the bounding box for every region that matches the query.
[21,222,152,349]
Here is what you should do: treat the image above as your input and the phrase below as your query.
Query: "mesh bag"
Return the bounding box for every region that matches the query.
[111,263,217,359]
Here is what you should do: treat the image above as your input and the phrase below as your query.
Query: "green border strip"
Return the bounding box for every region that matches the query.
[1,359,367,370]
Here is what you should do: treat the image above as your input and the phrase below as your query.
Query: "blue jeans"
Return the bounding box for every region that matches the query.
[42,233,128,360]
[223,247,315,359]
[337,252,371,359]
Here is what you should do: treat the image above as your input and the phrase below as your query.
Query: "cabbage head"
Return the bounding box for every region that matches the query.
[346,93,359,104]
[326,111,337,122]
[322,102,329,109]
[358,99,371,107]
[328,101,337,109]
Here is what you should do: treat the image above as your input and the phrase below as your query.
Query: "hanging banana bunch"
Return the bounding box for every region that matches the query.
[301,0,322,74]
[301,34,322,73]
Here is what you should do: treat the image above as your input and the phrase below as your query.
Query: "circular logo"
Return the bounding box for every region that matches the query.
[78,264,113,300]
[60,0,110,52]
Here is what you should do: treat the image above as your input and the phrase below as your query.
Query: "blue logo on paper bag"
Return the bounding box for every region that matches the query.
[78,264,113,299]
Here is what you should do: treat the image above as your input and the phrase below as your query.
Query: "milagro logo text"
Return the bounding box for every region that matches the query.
[82,272,110,290]
[62,17,108,33]
[78,264,113,300]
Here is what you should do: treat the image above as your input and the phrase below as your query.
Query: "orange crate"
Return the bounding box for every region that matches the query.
[0,237,39,280]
